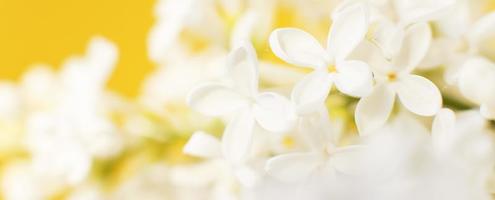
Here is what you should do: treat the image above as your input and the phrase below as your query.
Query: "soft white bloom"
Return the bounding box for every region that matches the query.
[422,11,495,83]
[269,2,373,105]
[19,65,59,111]
[148,0,234,62]
[351,0,454,60]
[22,37,123,191]
[265,106,364,182]
[456,57,495,119]
[0,83,23,121]
[180,131,261,199]
[140,49,225,111]
[2,163,45,200]
[354,22,442,134]
[187,42,292,164]
[432,109,495,163]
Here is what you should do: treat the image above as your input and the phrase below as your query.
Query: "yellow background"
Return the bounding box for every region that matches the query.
[0,0,157,97]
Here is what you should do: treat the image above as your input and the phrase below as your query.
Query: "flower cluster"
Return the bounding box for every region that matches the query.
[0,0,494,199]
[181,0,495,199]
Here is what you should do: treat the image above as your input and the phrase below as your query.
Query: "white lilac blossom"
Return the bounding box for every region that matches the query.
[269,2,373,104]
[2,0,495,199]
[422,9,495,83]
[22,37,124,193]
[457,57,495,119]
[354,22,442,134]
[187,42,292,164]
[180,1,495,199]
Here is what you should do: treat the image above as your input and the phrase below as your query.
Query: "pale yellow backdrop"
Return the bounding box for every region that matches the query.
[0,0,156,97]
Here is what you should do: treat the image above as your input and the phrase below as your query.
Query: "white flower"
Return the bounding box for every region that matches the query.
[422,11,495,83]
[148,0,234,62]
[264,109,365,183]
[2,163,45,200]
[182,131,260,188]
[355,22,442,134]
[21,37,123,190]
[457,57,495,119]
[431,108,457,156]
[431,108,495,162]
[352,0,453,63]
[0,83,23,121]
[187,42,292,164]
[269,2,373,106]
[140,49,225,110]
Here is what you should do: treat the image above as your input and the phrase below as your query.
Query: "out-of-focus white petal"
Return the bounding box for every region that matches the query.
[291,70,333,115]
[328,3,368,61]
[392,23,432,73]
[395,0,455,25]
[396,75,442,116]
[433,0,471,38]
[355,84,395,135]
[419,38,456,69]
[187,83,248,116]
[233,165,260,187]
[227,42,259,97]
[0,83,22,120]
[222,108,255,164]
[468,12,495,61]
[86,37,118,84]
[148,0,194,61]
[265,152,323,182]
[269,28,328,69]
[299,107,334,151]
[253,92,296,133]
[231,11,259,48]
[334,60,373,97]
[432,108,456,154]
[184,131,222,159]
[458,57,495,104]
[329,145,365,175]
[480,103,495,120]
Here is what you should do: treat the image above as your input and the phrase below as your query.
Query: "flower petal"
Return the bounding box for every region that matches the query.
[392,23,432,73]
[184,131,222,159]
[329,145,366,175]
[432,108,456,154]
[253,92,296,133]
[355,84,395,135]
[86,37,119,83]
[328,3,369,61]
[222,108,256,164]
[269,28,328,69]
[348,40,392,75]
[227,42,259,97]
[291,70,333,115]
[396,75,442,116]
[265,152,323,182]
[395,0,455,25]
[298,107,334,151]
[334,60,373,97]
[187,83,248,116]
[458,57,495,105]
[233,165,261,187]
[468,12,495,61]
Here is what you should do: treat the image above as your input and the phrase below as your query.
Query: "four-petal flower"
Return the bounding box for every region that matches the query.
[269,3,373,114]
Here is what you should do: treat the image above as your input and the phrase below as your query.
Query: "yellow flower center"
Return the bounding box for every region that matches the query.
[282,135,295,149]
[387,72,397,82]
[328,65,337,73]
